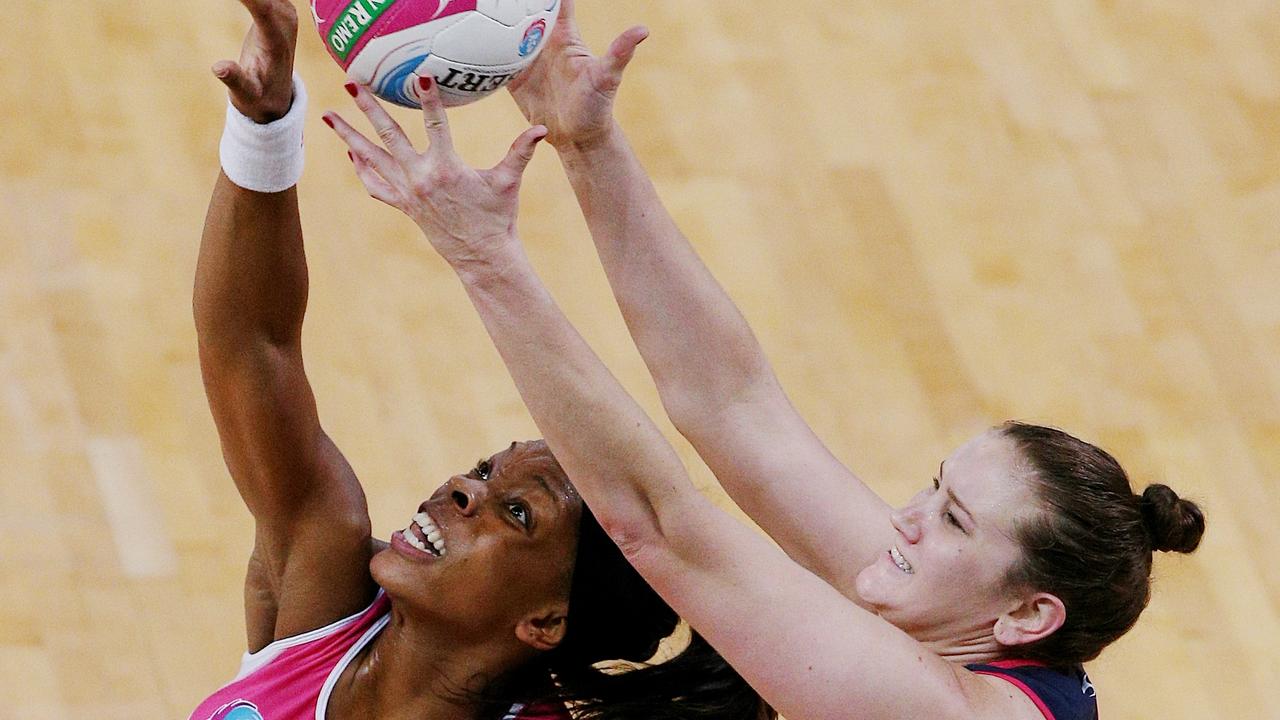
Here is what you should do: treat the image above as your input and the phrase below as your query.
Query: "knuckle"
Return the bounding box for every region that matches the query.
[409,177,434,197]
[428,165,457,185]
[376,125,400,145]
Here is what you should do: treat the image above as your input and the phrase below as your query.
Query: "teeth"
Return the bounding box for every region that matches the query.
[403,531,429,552]
[890,546,914,574]
[408,510,446,556]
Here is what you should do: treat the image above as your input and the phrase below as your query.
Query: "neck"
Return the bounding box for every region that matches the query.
[917,621,1007,666]
[335,603,531,720]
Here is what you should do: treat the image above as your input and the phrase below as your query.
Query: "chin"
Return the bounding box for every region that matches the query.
[368,545,417,596]
[854,560,902,604]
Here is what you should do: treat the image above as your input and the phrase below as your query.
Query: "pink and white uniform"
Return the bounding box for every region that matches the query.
[189,590,568,720]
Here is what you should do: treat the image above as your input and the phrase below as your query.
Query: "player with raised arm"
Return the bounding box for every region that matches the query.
[324,2,1205,719]
[190,2,770,719]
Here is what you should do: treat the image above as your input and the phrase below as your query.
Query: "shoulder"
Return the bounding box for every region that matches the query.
[966,661,1098,720]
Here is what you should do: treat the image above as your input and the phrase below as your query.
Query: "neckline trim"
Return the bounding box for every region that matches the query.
[314,612,391,720]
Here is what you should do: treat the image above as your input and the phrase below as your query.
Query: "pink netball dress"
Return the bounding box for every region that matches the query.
[189,590,569,720]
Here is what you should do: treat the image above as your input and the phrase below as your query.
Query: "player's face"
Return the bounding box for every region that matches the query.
[855,430,1038,646]
[371,441,583,644]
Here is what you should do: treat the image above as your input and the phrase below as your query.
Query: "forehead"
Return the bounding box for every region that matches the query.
[492,442,581,504]
[943,431,1038,522]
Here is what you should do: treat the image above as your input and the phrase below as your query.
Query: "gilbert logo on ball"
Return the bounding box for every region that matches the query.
[313,0,560,108]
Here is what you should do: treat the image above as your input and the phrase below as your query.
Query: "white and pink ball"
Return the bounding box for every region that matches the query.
[312,0,559,108]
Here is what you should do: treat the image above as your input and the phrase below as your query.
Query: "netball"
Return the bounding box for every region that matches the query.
[312,0,559,108]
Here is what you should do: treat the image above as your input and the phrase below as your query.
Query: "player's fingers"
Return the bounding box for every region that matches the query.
[343,82,418,165]
[558,0,575,23]
[416,76,456,156]
[491,126,548,188]
[602,26,649,86]
[238,0,298,47]
[237,0,281,23]
[323,112,406,186]
[212,60,255,97]
[347,150,403,207]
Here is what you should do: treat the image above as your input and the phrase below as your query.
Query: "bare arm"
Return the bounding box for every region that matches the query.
[508,2,892,599]
[459,259,1032,720]
[198,0,373,648]
[324,84,1038,720]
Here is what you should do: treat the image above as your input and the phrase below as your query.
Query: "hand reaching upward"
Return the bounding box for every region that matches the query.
[507,0,648,149]
[324,77,547,277]
[212,0,299,123]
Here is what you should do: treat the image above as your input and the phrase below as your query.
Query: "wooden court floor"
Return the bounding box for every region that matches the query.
[2,1,1277,717]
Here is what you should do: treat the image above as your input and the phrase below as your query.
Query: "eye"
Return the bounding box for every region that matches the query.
[507,502,530,528]
[944,511,963,529]
[474,458,492,480]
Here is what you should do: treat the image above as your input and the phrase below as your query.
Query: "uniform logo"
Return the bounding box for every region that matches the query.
[518,19,547,57]
[207,700,265,720]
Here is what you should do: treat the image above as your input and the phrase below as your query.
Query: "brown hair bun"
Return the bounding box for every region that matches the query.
[1140,484,1205,553]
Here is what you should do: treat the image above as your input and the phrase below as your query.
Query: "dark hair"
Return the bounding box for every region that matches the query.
[475,446,773,720]
[544,507,774,720]
[999,422,1205,667]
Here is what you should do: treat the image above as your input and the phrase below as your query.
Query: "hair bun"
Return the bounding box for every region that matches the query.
[1140,484,1205,553]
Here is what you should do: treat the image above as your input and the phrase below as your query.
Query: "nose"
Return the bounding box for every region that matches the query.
[447,475,487,517]
[890,505,923,544]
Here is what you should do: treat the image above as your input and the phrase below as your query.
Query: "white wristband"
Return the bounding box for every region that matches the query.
[219,74,308,193]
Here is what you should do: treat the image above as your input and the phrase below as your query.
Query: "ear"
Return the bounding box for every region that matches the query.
[516,603,570,652]
[994,592,1066,648]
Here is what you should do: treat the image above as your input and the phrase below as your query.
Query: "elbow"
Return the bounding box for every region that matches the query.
[594,500,666,564]
[192,287,304,357]
[194,295,302,369]
[596,490,705,578]
[656,370,782,439]
[605,516,678,586]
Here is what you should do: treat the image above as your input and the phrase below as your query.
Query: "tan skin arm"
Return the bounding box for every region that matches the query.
[507,0,892,603]
[199,0,374,650]
[323,80,1044,720]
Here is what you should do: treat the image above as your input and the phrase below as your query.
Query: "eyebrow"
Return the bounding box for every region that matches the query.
[532,474,559,503]
[939,461,976,525]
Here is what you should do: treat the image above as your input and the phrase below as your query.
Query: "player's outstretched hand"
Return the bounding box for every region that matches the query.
[507,0,648,149]
[324,78,547,274]
[212,0,299,123]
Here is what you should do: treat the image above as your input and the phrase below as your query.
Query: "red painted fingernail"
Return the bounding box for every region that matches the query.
[418,75,433,91]
[344,82,358,98]
[322,115,334,129]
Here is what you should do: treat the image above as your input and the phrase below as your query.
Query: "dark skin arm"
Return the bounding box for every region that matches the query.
[199,0,375,651]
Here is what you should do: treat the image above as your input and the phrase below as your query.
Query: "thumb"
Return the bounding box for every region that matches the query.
[557,0,574,25]
[493,125,549,185]
[212,60,255,99]
[600,25,649,89]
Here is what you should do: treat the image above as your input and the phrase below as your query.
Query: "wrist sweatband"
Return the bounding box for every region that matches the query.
[219,74,308,193]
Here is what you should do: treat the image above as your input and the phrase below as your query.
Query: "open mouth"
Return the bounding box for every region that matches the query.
[401,510,447,557]
[889,546,914,574]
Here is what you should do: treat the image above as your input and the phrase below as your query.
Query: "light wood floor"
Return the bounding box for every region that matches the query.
[2,1,1277,717]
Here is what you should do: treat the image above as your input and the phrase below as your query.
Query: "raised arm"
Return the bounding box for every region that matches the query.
[507,0,892,599]
[197,0,374,648]
[323,81,1037,720]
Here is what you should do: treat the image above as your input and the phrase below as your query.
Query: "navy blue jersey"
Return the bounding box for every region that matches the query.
[965,660,1098,720]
